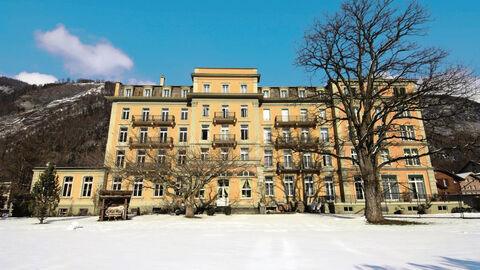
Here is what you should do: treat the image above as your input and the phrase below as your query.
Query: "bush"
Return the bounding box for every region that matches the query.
[206,207,216,216]
[451,207,476,213]
[224,206,232,215]
[11,193,33,217]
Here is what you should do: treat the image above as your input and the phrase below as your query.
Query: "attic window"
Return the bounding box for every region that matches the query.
[125,89,132,96]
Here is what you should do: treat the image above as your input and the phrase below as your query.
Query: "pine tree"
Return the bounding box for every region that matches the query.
[31,163,60,224]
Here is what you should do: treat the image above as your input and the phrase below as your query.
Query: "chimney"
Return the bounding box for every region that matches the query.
[160,75,165,86]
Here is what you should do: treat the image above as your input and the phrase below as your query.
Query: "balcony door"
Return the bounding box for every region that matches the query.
[283,150,293,168]
[217,179,230,206]
[142,108,150,121]
[222,105,229,118]
[139,128,148,143]
[161,108,169,121]
[221,125,230,140]
[159,128,168,143]
[281,109,289,121]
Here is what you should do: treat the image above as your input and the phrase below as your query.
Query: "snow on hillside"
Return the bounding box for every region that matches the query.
[0,85,13,94]
[0,214,479,270]
[0,83,104,139]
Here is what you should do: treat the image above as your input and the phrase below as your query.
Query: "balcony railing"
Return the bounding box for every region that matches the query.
[274,115,317,128]
[125,162,171,171]
[300,161,321,174]
[212,134,237,148]
[129,136,174,149]
[213,112,237,125]
[276,161,300,174]
[274,135,319,149]
[131,115,175,127]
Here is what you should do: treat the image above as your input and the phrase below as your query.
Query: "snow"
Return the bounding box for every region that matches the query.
[0,214,479,270]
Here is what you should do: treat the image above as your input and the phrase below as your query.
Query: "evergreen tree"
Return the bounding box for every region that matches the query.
[31,163,60,224]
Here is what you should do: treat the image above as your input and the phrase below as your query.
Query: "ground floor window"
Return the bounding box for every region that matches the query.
[381,175,400,200]
[241,179,252,198]
[408,175,426,199]
[265,176,274,197]
[61,176,73,197]
[354,176,364,200]
[284,176,294,197]
[81,176,93,197]
[196,188,205,199]
[154,184,164,197]
[304,175,314,196]
[324,176,335,201]
[133,178,143,197]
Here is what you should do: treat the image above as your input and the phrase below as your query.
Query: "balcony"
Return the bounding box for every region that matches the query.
[129,137,174,149]
[125,162,171,172]
[212,134,237,148]
[274,135,320,150]
[300,161,321,174]
[276,162,300,174]
[274,115,317,128]
[213,112,237,125]
[131,115,175,128]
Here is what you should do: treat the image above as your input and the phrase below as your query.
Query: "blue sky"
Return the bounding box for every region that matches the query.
[1,0,479,85]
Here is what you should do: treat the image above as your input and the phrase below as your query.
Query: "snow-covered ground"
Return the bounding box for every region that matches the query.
[1,214,479,270]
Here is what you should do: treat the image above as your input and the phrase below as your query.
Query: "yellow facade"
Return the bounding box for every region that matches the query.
[31,67,456,215]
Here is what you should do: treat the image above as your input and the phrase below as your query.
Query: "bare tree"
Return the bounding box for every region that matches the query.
[296,0,478,223]
[112,147,244,218]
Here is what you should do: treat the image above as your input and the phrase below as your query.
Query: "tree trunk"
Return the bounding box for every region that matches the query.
[39,216,44,224]
[185,197,195,218]
[363,173,384,223]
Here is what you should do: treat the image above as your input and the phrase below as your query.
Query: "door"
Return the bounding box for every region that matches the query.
[221,125,229,140]
[161,108,169,121]
[222,105,229,118]
[216,179,230,206]
[142,108,150,121]
[159,128,168,143]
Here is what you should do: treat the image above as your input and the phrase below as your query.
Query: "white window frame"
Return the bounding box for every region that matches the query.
[163,88,170,97]
[222,84,229,93]
[121,108,130,120]
[61,176,73,197]
[240,125,249,140]
[202,105,210,117]
[81,176,93,197]
[284,176,294,197]
[203,84,210,93]
[179,127,188,142]
[304,175,314,196]
[240,148,249,161]
[241,84,247,93]
[153,184,164,197]
[118,127,128,143]
[133,178,143,197]
[264,149,273,167]
[263,109,271,121]
[240,105,248,118]
[201,125,209,140]
[404,148,420,166]
[241,179,252,198]
[265,176,274,197]
[112,177,122,191]
[181,108,188,120]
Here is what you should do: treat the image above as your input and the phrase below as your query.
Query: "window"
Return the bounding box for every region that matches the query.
[220,148,229,160]
[265,176,274,197]
[400,125,415,140]
[320,128,329,142]
[382,175,400,200]
[304,175,314,196]
[281,109,289,121]
[300,128,310,142]
[142,108,150,121]
[284,176,294,197]
[137,150,146,164]
[354,176,364,200]
[139,127,148,143]
[61,176,73,197]
[240,148,249,161]
[196,188,205,199]
[351,148,358,165]
[181,108,188,120]
[409,175,426,199]
[133,178,143,197]
[299,89,306,98]
[159,127,168,143]
[282,128,291,142]
[161,108,169,121]
[281,89,288,98]
[300,109,308,121]
[144,89,151,97]
[241,179,252,198]
[399,107,411,117]
[201,125,209,140]
[121,108,130,120]
[112,178,122,191]
[318,109,326,120]
[380,149,391,165]
[322,152,332,167]
[202,105,210,117]
[438,205,447,211]
[157,149,166,164]
[241,84,247,93]
[240,105,248,117]
[303,153,313,169]
[263,109,271,121]
[222,84,229,93]
[404,148,420,166]
[263,128,272,143]
[178,150,186,165]
[394,87,406,97]
[58,208,68,216]
[115,150,125,167]
[154,184,164,197]
[175,178,182,196]
[240,125,249,140]
[125,88,132,96]
[264,150,273,167]
[325,176,335,201]
[81,176,93,197]
[283,150,293,168]
[179,127,188,142]
[200,148,209,161]
[182,89,189,97]
[263,90,270,98]
[118,127,128,142]
[344,206,353,212]
[163,88,170,97]
[203,84,210,93]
